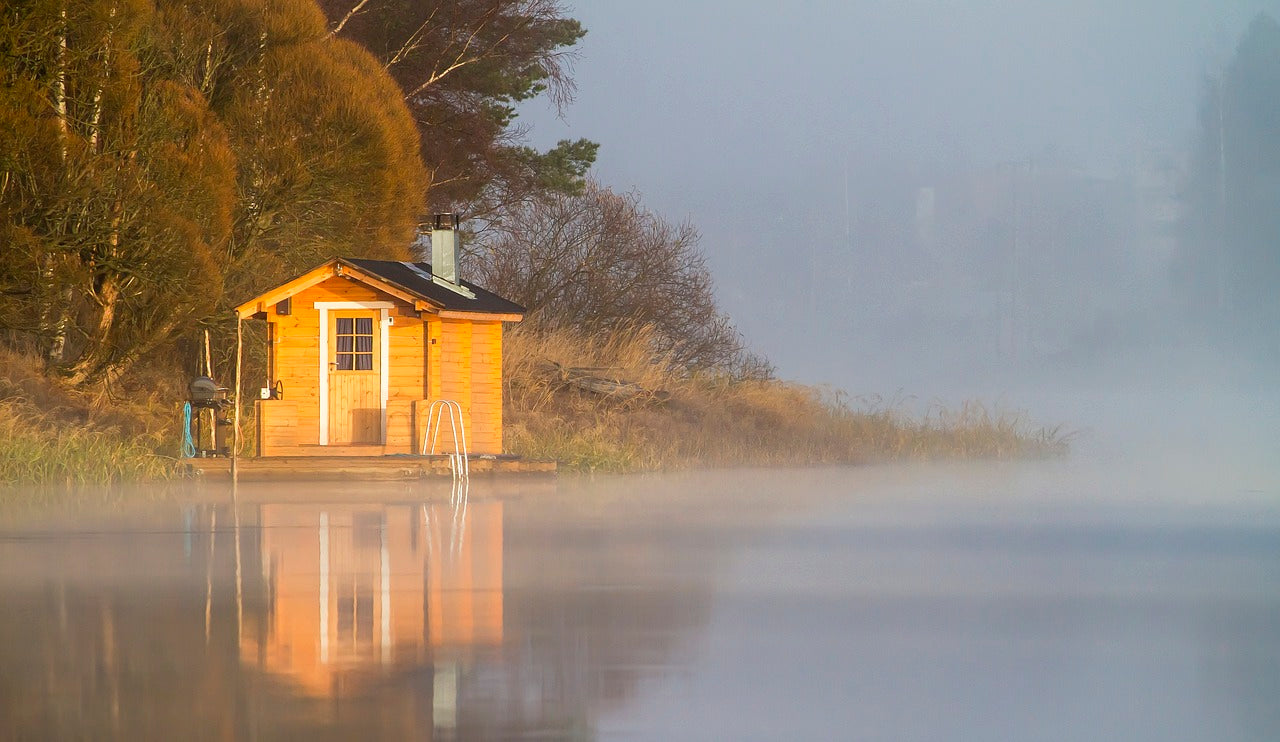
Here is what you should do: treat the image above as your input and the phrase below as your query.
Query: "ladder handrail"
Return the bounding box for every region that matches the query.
[422,399,469,479]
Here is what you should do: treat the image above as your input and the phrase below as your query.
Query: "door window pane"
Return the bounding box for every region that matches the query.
[335,316,374,371]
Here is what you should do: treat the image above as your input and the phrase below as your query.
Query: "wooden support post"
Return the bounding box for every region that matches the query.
[233,316,243,472]
[231,315,243,642]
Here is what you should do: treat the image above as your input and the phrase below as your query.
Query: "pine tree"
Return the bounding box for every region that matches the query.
[1180,13,1280,347]
[319,0,596,211]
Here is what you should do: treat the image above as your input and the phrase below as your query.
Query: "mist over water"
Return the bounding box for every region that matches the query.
[2,461,1278,740]
[3,3,1280,739]
[522,0,1280,452]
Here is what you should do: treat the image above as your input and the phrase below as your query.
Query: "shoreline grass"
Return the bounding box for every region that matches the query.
[0,330,1070,487]
[503,327,1070,473]
[0,402,180,486]
[0,350,183,488]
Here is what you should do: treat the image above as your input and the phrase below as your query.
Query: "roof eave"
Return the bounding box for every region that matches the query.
[235,259,342,319]
[235,258,447,319]
[436,309,524,322]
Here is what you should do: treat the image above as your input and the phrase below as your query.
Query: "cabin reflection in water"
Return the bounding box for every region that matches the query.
[241,501,503,698]
[0,491,717,740]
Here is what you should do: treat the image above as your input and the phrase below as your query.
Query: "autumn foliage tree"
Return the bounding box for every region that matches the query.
[0,0,234,385]
[1,0,755,392]
[0,0,427,385]
[149,0,428,306]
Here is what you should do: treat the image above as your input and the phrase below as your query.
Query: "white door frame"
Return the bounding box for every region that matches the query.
[315,301,393,445]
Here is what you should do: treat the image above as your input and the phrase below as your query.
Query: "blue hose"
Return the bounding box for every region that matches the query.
[181,402,197,458]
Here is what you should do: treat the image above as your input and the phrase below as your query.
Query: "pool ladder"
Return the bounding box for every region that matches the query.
[422,399,469,480]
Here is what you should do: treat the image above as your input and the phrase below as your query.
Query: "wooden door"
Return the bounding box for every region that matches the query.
[328,312,382,444]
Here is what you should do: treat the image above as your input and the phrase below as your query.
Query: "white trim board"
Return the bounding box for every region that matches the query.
[314,301,394,445]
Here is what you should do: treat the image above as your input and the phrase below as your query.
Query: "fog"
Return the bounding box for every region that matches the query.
[523,1,1280,446]
[3,463,1277,740]
[5,5,1280,738]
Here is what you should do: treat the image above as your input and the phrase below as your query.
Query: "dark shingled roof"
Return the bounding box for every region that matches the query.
[344,258,524,315]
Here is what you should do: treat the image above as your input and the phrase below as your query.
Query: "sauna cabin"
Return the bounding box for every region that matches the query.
[235,217,523,456]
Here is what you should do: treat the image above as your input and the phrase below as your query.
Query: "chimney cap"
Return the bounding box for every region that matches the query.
[432,213,460,230]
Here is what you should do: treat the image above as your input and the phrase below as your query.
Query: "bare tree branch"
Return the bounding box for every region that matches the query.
[328,0,373,36]
[471,182,749,369]
[405,7,518,98]
[385,6,439,70]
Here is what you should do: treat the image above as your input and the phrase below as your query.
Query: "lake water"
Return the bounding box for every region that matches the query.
[1,456,1278,741]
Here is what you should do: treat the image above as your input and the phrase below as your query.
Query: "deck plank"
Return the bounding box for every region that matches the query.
[185,455,556,481]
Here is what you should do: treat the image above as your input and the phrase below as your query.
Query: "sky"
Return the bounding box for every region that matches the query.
[521,1,1280,392]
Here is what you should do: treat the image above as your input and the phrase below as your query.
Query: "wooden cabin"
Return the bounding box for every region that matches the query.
[235,224,523,457]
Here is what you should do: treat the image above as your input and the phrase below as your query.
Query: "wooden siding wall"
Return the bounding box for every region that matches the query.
[259,275,506,456]
[469,322,503,454]
[267,288,322,449]
[421,319,504,455]
[264,277,423,451]
[257,400,298,457]
[432,319,472,453]
[386,306,425,452]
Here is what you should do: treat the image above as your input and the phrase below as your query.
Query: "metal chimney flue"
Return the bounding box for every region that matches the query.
[430,213,461,285]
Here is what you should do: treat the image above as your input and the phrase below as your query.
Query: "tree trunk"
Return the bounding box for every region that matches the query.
[73,312,185,389]
[62,273,120,386]
[43,5,71,363]
[88,4,118,153]
[64,178,126,387]
[54,5,68,157]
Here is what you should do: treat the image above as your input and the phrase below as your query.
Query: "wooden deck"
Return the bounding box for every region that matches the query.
[185,454,556,481]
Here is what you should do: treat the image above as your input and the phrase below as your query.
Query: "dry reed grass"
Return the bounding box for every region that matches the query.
[0,325,1070,486]
[504,327,1070,472]
[0,349,182,487]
